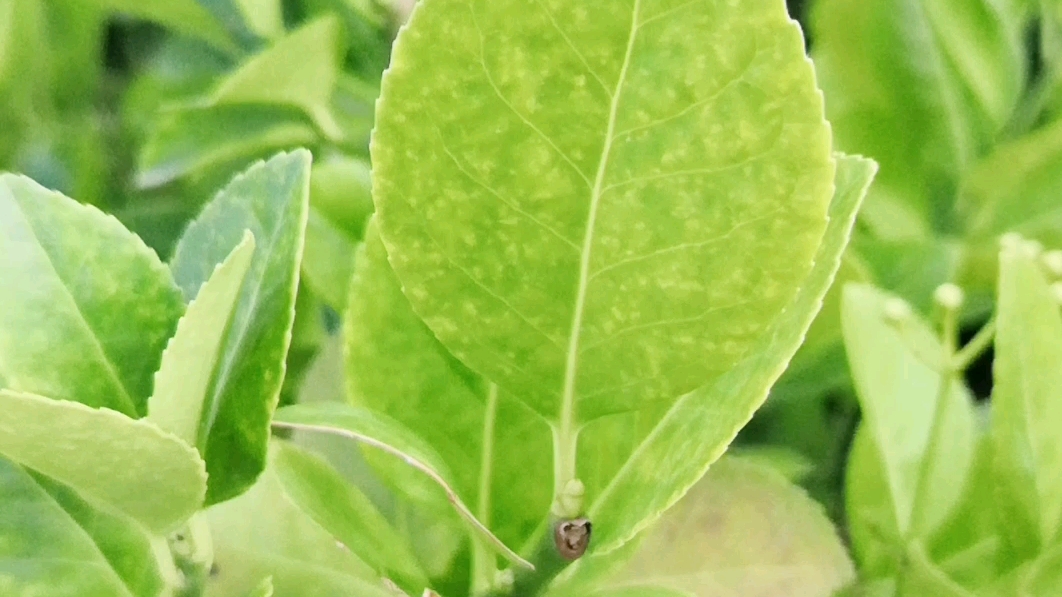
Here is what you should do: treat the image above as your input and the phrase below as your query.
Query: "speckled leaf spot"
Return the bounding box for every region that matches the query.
[371,0,835,426]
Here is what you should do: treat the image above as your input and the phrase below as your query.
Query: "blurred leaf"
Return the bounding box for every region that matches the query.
[302,208,358,311]
[0,174,183,416]
[555,458,854,597]
[346,221,552,550]
[137,103,318,190]
[842,285,976,542]
[854,236,962,314]
[272,402,533,570]
[0,389,206,533]
[898,544,974,597]
[272,441,429,593]
[583,156,875,554]
[232,0,283,38]
[244,577,274,597]
[992,238,1062,562]
[204,445,392,597]
[0,456,171,597]
[169,150,311,505]
[726,444,816,483]
[213,16,343,139]
[961,116,1062,247]
[811,0,1028,237]
[88,0,238,55]
[372,0,836,425]
[148,231,256,445]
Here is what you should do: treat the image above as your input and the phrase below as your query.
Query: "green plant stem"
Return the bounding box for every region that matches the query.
[472,385,500,595]
[952,318,995,372]
[551,422,581,515]
[907,305,959,539]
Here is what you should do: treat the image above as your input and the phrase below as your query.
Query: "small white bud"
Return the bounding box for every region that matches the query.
[1022,239,1044,258]
[493,570,514,591]
[933,283,964,310]
[883,297,912,323]
[1042,251,1062,277]
[1000,232,1024,249]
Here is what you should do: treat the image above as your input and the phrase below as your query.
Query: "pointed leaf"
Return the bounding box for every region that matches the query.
[557,458,854,597]
[372,0,836,423]
[170,150,311,505]
[992,238,1062,560]
[582,155,876,553]
[841,285,975,541]
[148,231,256,445]
[272,440,430,593]
[204,446,392,597]
[0,457,140,597]
[86,0,237,55]
[0,389,207,532]
[212,16,342,139]
[898,545,975,597]
[0,174,183,416]
[272,402,534,569]
[346,220,552,548]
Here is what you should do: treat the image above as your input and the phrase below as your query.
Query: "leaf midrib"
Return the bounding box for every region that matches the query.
[558,0,642,433]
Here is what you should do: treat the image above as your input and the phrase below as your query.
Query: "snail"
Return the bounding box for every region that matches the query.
[554,517,591,560]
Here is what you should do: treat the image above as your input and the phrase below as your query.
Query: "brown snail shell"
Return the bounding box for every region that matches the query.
[554,518,591,560]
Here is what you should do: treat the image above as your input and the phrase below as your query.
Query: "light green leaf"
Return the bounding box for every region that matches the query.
[960,117,1062,248]
[204,445,392,597]
[0,174,184,417]
[582,155,876,554]
[233,0,283,38]
[148,231,255,445]
[810,0,1027,238]
[992,237,1062,561]
[302,208,358,311]
[28,469,178,597]
[0,457,149,597]
[0,389,207,533]
[212,16,343,139]
[372,0,836,427]
[169,150,311,505]
[898,544,974,597]
[271,440,430,593]
[272,402,534,570]
[82,0,238,55]
[841,285,976,542]
[345,221,552,550]
[245,577,274,597]
[556,457,854,597]
[136,104,318,190]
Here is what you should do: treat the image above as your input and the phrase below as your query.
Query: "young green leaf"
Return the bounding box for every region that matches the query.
[272,402,534,570]
[0,174,184,417]
[811,0,1027,238]
[169,150,311,505]
[0,457,153,597]
[841,285,976,542]
[204,445,393,597]
[553,458,854,597]
[136,104,318,190]
[899,544,976,597]
[148,231,255,445]
[271,440,430,593]
[212,16,343,140]
[371,0,836,436]
[345,220,552,550]
[961,117,1062,248]
[86,0,238,56]
[992,237,1062,561]
[0,389,207,533]
[583,155,876,554]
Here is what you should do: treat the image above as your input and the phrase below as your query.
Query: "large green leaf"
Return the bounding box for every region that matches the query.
[0,174,183,417]
[272,402,534,569]
[992,237,1062,562]
[810,0,1027,238]
[554,457,853,597]
[271,440,430,593]
[0,456,164,597]
[372,0,835,428]
[580,155,876,554]
[212,16,343,140]
[204,445,393,597]
[169,150,311,505]
[345,220,552,550]
[148,231,256,445]
[0,389,206,533]
[841,285,976,544]
[960,116,1062,248]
